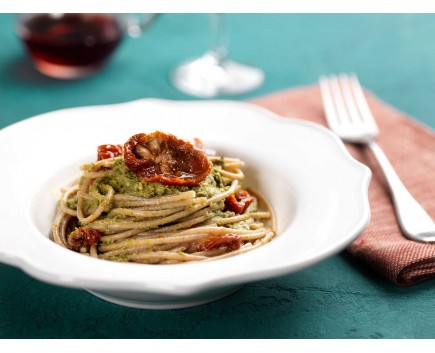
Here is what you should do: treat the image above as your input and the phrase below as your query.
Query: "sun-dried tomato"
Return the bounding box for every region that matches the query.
[197,234,242,252]
[67,228,102,251]
[224,189,254,214]
[97,144,123,160]
[123,131,212,186]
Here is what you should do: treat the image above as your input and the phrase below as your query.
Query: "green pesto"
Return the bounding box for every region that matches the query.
[79,158,230,222]
[88,158,227,199]
[96,158,189,198]
[66,196,78,210]
[227,219,254,231]
[193,170,223,198]
[105,254,130,262]
[213,210,236,218]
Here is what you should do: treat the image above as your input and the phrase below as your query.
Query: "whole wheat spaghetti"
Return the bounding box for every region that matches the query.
[51,131,276,264]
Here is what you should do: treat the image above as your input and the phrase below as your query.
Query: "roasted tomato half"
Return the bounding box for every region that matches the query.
[97,144,124,160]
[197,234,242,252]
[124,131,212,186]
[224,189,254,214]
[67,228,102,251]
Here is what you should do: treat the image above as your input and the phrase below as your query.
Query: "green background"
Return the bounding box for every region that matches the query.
[1,13,435,338]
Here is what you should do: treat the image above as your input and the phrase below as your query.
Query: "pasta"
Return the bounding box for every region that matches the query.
[51,132,276,264]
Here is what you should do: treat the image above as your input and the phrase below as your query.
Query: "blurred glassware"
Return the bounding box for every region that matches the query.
[17,13,158,79]
[171,14,264,98]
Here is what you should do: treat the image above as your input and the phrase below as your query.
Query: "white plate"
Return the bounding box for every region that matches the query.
[0,99,371,309]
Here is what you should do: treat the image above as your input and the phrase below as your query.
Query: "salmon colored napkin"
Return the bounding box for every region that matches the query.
[251,85,435,286]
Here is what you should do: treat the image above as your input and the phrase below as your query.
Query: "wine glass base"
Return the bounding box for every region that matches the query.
[171,53,264,98]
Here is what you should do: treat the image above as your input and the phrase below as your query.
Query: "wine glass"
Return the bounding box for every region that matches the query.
[17,13,158,79]
[171,14,264,98]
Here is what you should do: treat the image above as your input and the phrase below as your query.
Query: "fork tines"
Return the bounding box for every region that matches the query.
[319,73,379,139]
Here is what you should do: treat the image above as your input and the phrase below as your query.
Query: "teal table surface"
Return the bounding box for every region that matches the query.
[1,13,435,339]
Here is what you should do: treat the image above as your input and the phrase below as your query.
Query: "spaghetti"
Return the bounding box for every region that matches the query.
[51,132,276,264]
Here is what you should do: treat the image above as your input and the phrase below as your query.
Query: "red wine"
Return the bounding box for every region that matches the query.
[19,14,124,78]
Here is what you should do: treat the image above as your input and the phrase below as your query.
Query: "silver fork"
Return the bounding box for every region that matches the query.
[319,73,435,243]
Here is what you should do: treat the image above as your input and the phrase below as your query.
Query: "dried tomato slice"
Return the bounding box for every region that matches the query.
[224,189,254,214]
[67,228,102,251]
[97,144,123,161]
[123,132,212,186]
[197,234,242,252]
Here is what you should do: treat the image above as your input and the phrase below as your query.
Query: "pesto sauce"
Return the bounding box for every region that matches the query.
[227,219,254,230]
[193,174,220,198]
[78,158,229,215]
[66,196,78,210]
[97,158,188,198]
[212,210,235,218]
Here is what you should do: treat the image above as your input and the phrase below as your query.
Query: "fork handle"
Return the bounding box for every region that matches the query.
[368,141,434,241]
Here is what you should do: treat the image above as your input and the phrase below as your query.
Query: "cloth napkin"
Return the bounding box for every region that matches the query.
[251,85,435,286]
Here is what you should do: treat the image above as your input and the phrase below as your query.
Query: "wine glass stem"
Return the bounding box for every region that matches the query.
[209,14,228,63]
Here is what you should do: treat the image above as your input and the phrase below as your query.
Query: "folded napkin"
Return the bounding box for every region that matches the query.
[251,85,435,286]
